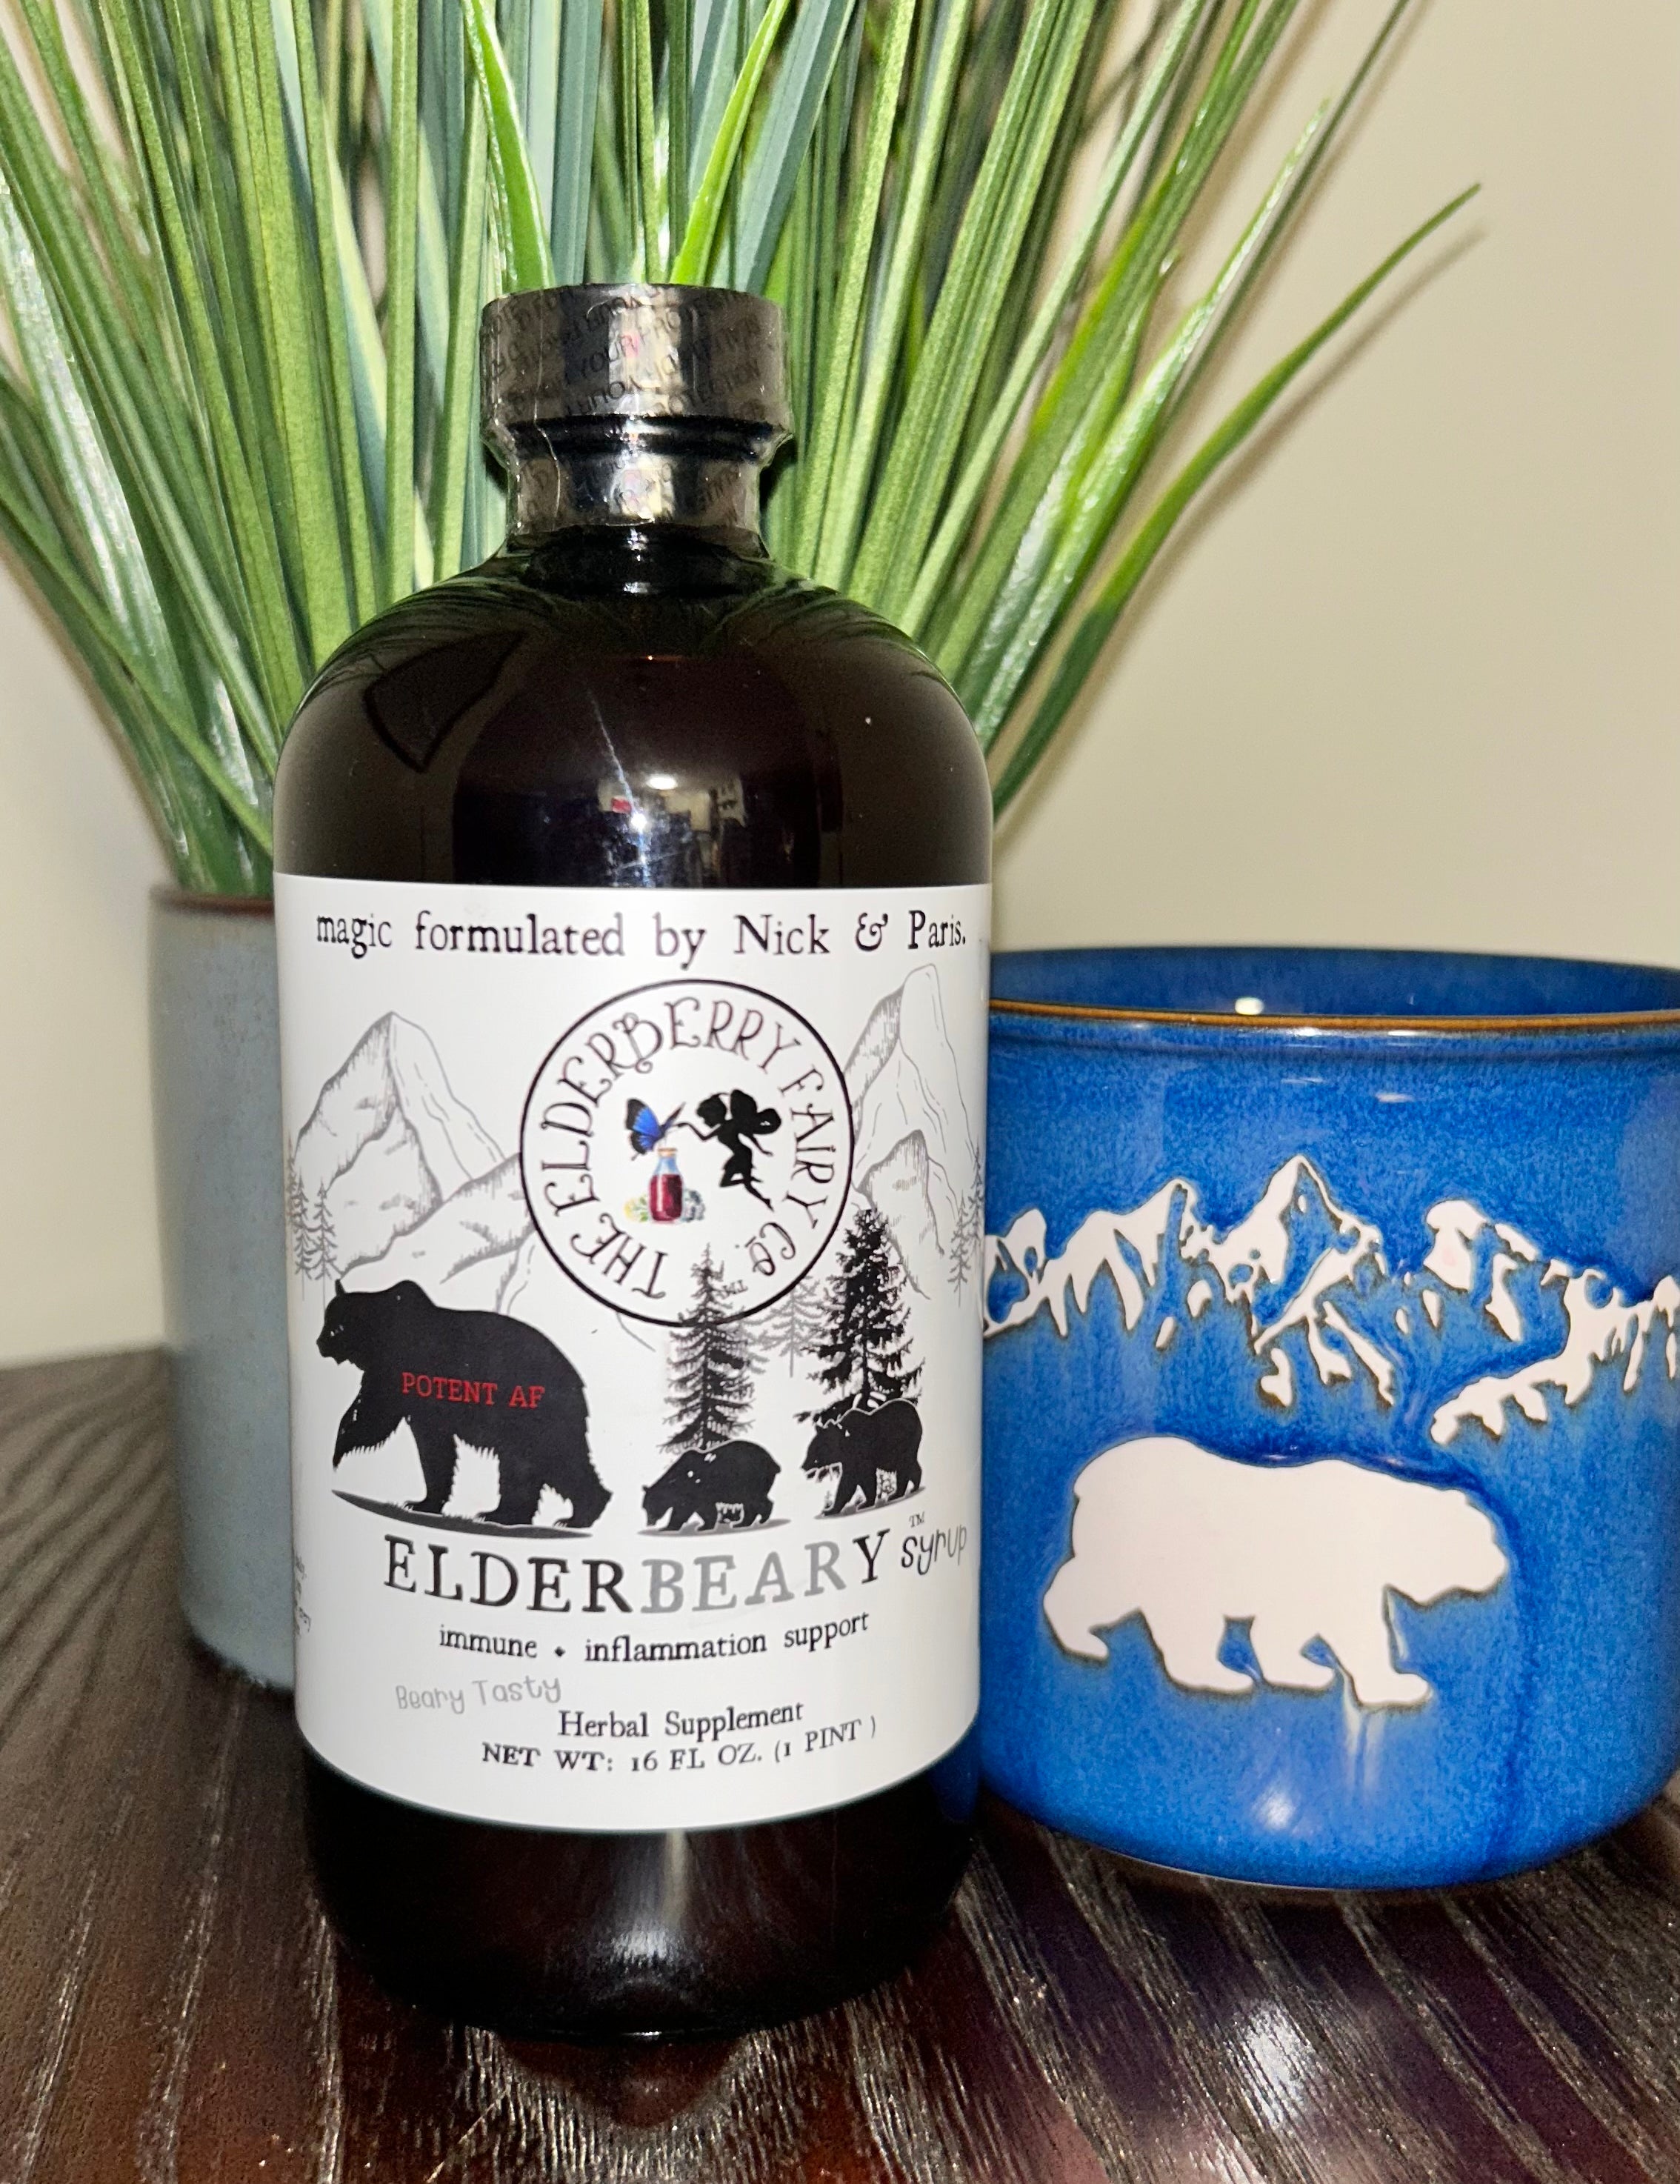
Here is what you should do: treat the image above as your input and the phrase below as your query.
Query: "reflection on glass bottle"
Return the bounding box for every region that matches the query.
[649,1146,684,1223]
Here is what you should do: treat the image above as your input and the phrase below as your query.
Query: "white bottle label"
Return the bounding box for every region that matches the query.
[274,876,988,1831]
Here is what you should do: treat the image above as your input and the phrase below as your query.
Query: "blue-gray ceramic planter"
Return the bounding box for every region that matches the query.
[982,947,1680,1888]
[150,890,293,1688]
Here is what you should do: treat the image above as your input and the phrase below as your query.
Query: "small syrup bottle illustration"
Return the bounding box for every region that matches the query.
[648,1145,684,1223]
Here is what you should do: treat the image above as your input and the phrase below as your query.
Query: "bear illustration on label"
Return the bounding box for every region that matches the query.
[642,1441,779,1529]
[803,1402,924,1514]
[1042,1434,1507,1708]
[319,1280,610,1528]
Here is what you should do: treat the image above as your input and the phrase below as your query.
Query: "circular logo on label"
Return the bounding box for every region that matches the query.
[520,979,855,1325]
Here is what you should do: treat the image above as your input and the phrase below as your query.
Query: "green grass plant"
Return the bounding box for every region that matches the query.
[0,0,1473,891]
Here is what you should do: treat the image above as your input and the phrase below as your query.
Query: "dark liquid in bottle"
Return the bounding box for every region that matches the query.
[276,484,990,2037]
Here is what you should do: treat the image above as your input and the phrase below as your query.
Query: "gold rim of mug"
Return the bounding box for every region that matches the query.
[990,996,1680,1036]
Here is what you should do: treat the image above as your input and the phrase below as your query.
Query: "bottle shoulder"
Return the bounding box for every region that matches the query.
[274,554,990,890]
[280,556,964,728]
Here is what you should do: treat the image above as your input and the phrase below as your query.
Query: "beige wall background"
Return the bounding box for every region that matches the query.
[1,0,1676,1365]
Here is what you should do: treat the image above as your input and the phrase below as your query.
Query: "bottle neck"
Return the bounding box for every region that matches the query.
[501,423,770,554]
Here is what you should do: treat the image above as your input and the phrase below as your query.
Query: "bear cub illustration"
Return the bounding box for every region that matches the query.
[803,1401,923,1514]
[1043,1434,1507,1709]
[643,1442,779,1530]
[320,1281,610,1528]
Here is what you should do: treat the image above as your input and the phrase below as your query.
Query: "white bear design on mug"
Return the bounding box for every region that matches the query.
[1042,1435,1509,1709]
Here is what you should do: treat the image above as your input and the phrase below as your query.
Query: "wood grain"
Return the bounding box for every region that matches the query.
[5,1353,1680,2183]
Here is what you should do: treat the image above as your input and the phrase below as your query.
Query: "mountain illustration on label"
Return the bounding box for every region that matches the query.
[285,964,981,1333]
[319,1279,610,1531]
[847,965,983,1299]
[1044,1434,1508,1709]
[286,1013,510,1294]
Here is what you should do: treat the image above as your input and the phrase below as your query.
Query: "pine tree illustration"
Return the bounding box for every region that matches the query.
[750,1279,828,1377]
[948,1153,984,1296]
[813,1206,921,1426]
[284,1148,315,1281]
[312,1182,339,1287]
[664,1249,756,1454]
[285,1148,338,1285]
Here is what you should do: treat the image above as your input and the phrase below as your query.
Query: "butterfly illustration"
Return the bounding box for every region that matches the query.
[625,1099,687,1156]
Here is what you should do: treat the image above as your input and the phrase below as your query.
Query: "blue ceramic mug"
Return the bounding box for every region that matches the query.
[982,948,1680,1888]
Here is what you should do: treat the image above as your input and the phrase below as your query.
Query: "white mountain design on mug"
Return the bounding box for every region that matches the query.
[984,1154,1680,1442]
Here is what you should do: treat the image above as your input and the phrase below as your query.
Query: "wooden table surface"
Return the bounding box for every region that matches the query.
[7,1354,1680,2184]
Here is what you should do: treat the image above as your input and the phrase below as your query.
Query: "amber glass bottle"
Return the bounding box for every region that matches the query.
[273,285,990,2039]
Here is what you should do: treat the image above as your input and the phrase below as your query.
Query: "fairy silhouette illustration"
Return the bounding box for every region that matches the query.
[694,1091,781,1207]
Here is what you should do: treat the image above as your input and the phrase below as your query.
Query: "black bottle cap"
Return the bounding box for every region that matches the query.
[481,284,791,459]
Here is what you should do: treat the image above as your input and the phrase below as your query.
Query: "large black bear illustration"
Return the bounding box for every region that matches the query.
[320,1281,610,1528]
[643,1441,779,1530]
[803,1402,923,1514]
